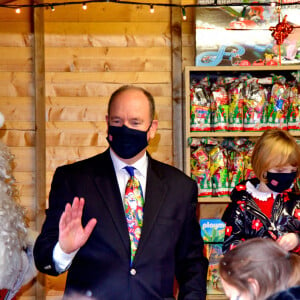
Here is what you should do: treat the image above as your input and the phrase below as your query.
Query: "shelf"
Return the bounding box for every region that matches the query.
[186,65,300,72]
[189,131,300,137]
[184,65,300,299]
[198,197,231,203]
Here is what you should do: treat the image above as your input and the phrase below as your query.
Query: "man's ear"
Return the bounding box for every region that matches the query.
[148,120,158,139]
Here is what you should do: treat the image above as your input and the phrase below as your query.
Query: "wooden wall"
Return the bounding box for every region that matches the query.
[0,0,195,298]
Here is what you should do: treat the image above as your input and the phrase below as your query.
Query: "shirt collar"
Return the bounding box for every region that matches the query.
[109,148,148,178]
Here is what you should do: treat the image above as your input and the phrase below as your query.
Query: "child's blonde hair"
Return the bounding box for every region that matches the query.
[251,129,300,183]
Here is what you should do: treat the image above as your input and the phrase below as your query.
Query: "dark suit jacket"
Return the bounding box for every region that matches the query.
[34,149,208,300]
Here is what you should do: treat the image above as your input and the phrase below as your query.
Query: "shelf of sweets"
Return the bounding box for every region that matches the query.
[189,131,300,137]
[187,67,300,136]
[184,66,300,204]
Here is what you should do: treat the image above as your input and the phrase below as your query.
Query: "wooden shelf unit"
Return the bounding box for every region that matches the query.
[184,65,300,300]
[184,65,300,192]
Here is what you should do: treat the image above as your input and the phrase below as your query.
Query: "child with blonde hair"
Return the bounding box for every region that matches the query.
[222,128,300,254]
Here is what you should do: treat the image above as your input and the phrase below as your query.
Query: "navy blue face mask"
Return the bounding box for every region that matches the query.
[107,124,149,159]
[266,171,297,193]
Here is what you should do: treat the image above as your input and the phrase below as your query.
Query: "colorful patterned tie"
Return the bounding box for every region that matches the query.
[124,166,144,262]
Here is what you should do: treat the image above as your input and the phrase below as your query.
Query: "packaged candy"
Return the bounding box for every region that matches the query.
[228,80,244,131]
[190,77,212,131]
[287,81,300,131]
[190,138,212,197]
[267,76,289,130]
[224,138,255,191]
[243,79,268,131]
[208,141,229,196]
[190,82,212,132]
[226,139,244,191]
[211,83,229,131]
[242,139,255,181]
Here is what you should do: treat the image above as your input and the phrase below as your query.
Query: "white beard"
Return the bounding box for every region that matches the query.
[0,187,26,289]
[0,141,37,293]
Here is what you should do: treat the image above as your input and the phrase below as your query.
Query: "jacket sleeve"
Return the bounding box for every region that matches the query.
[175,181,208,300]
[221,201,246,254]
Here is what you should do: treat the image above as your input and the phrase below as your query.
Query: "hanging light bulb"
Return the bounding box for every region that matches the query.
[82,3,87,10]
[150,4,154,14]
[51,5,55,11]
[15,8,21,14]
[182,7,187,21]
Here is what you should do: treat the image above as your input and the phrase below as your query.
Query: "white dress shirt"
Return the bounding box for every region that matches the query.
[53,149,148,272]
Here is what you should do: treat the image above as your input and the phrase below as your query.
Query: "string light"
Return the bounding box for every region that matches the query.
[15,8,21,13]
[82,2,87,10]
[182,6,187,21]
[51,5,55,11]
[1,0,299,11]
[149,4,154,13]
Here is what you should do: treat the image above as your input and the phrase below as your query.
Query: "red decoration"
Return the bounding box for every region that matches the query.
[225,226,233,236]
[269,15,294,45]
[252,219,263,231]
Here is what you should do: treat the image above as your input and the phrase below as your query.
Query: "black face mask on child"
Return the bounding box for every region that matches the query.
[107,124,150,159]
[266,171,297,193]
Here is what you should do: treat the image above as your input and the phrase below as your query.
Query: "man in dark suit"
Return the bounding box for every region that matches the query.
[33,85,208,300]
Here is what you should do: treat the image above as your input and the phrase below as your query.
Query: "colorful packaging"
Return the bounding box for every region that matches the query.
[267,76,289,130]
[287,82,300,131]
[190,79,212,132]
[200,219,226,295]
[243,80,268,131]
[228,80,244,131]
[208,142,229,196]
[211,83,229,131]
[190,138,212,197]
[190,145,212,197]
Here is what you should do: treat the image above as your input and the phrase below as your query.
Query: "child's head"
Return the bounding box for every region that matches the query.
[251,129,300,183]
[219,238,300,300]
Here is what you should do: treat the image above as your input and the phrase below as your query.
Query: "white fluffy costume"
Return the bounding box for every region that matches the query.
[0,116,37,299]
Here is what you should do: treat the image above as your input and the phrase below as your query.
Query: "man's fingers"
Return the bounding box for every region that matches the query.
[71,197,85,220]
[84,218,97,240]
[63,202,72,226]
[59,210,67,230]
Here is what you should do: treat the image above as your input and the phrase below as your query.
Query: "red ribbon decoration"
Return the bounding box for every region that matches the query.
[269,15,294,45]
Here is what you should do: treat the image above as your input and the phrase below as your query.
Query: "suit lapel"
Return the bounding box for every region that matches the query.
[134,158,168,261]
[93,151,130,255]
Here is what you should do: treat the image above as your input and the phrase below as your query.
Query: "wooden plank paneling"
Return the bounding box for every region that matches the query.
[46,81,171,98]
[44,22,171,47]
[0,47,32,71]
[44,2,170,22]
[45,47,171,72]
[0,72,33,96]
[0,97,34,121]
